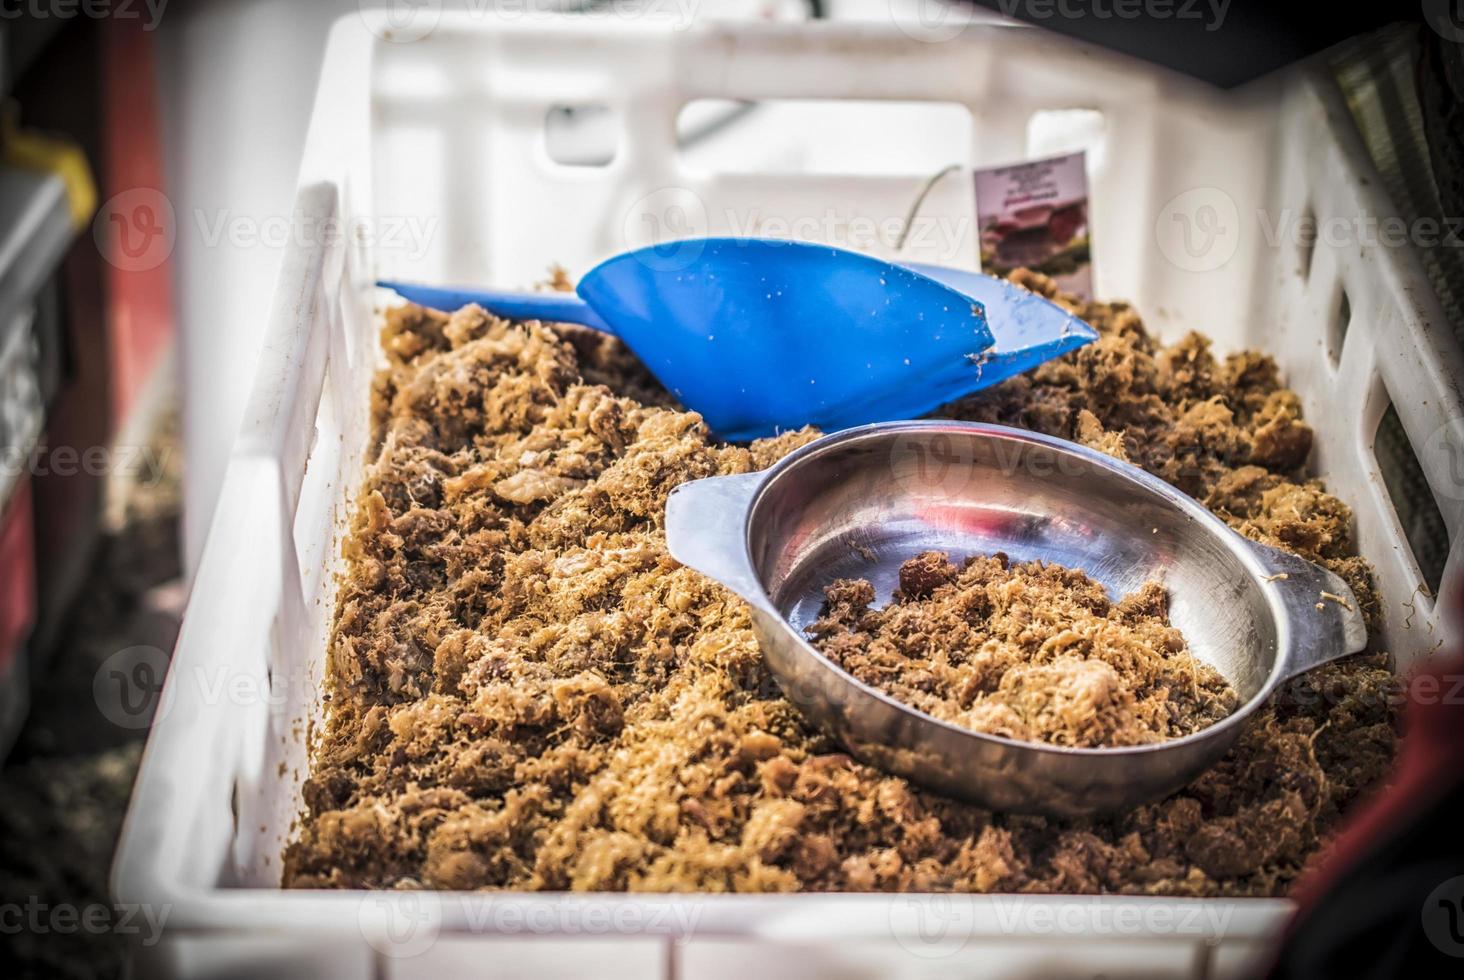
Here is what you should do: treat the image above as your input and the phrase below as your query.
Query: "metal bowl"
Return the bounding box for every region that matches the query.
[664,421,1367,817]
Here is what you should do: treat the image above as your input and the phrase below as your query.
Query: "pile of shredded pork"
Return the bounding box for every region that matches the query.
[809,551,1237,748]
[283,268,1396,896]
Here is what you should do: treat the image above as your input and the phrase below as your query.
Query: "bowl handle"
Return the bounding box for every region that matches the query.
[1246,540,1369,680]
[664,471,775,613]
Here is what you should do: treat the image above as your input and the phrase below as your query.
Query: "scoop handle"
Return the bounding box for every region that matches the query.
[664,471,773,613]
[1246,540,1369,680]
[376,280,614,334]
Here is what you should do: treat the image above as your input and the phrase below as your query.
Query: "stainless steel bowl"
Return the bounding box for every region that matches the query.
[664,421,1367,817]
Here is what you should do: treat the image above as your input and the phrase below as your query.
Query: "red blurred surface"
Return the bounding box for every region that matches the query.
[0,479,36,674]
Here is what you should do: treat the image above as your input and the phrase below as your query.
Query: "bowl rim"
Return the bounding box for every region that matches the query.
[740,419,1291,760]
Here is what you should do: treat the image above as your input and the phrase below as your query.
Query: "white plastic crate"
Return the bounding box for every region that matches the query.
[116,12,1463,979]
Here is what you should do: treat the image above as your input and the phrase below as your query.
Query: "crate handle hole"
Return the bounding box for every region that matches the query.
[545,104,619,168]
[1299,205,1317,280]
[1373,390,1448,597]
[1025,108,1107,169]
[1328,287,1351,368]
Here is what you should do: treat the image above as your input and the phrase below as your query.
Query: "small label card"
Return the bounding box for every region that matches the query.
[974,151,1092,298]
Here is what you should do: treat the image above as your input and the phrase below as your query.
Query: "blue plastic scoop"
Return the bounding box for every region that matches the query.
[901,261,1099,386]
[380,237,1096,440]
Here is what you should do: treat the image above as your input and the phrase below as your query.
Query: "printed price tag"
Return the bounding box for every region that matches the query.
[974,152,1091,297]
